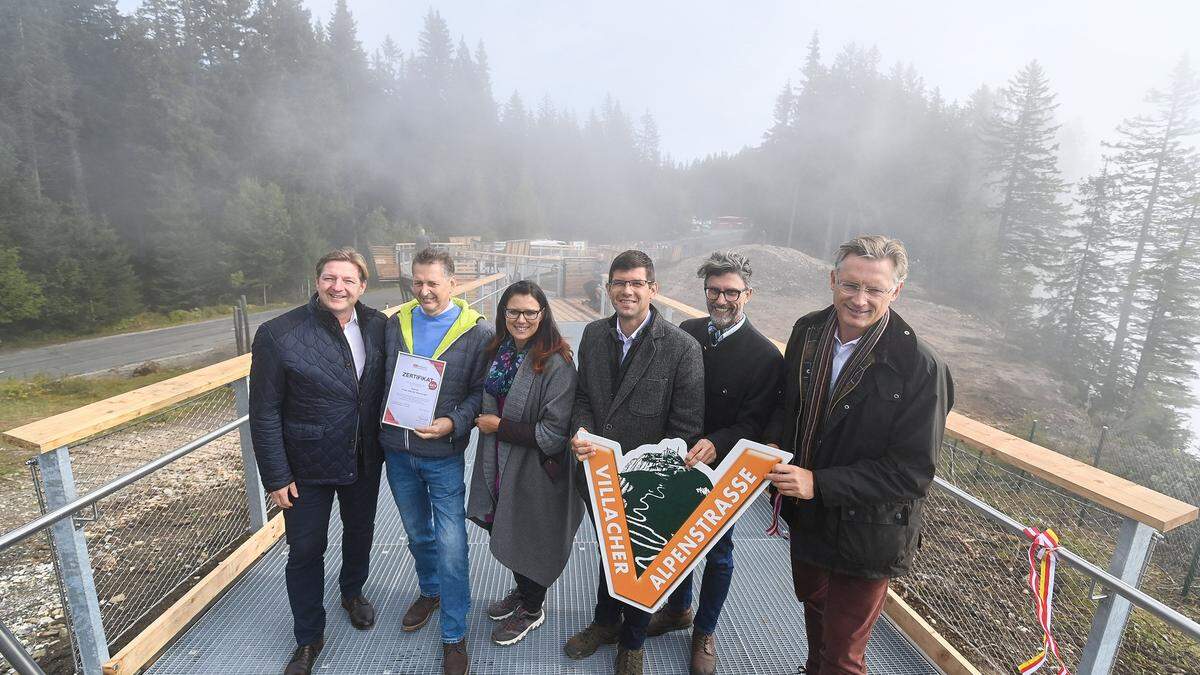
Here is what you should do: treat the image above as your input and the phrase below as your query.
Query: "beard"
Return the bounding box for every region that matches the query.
[707,303,740,329]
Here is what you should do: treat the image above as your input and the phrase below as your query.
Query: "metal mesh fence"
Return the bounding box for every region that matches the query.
[8,384,253,674]
[0,536,73,675]
[1021,418,1200,622]
[896,441,1200,674]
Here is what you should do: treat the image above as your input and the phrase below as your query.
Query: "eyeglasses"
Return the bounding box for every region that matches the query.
[607,279,654,290]
[835,280,894,300]
[504,308,543,321]
[705,286,747,302]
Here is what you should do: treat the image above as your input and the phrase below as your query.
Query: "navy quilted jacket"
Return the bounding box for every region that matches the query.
[249,295,386,491]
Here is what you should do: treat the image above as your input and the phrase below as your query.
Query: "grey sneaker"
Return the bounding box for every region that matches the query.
[491,606,546,645]
[486,588,523,621]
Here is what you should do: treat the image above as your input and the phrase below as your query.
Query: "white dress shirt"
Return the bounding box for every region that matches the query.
[830,333,861,388]
[343,313,366,379]
[616,311,653,362]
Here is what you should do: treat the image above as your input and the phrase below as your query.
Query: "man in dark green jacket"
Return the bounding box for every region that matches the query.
[765,235,953,675]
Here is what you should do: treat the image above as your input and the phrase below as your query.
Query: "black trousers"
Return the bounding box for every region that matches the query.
[593,566,651,649]
[583,496,651,649]
[514,571,547,611]
[281,457,383,646]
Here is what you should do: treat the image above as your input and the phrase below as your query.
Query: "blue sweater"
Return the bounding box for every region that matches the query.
[412,303,462,357]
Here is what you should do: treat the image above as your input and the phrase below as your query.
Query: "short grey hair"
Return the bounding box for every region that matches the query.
[834,235,909,285]
[696,250,753,289]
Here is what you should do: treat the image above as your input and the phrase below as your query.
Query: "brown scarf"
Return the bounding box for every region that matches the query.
[794,308,890,469]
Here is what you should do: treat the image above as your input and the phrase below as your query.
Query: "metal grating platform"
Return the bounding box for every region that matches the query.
[148,321,938,674]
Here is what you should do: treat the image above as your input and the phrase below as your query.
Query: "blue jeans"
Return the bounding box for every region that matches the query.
[665,525,735,635]
[385,451,471,643]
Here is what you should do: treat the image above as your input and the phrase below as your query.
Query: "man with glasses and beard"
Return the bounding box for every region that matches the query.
[765,235,953,675]
[566,249,705,675]
[644,250,783,675]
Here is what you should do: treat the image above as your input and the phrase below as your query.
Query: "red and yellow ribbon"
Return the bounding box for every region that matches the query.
[1018,527,1069,675]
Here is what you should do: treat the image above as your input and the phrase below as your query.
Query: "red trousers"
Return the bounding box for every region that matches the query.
[791,559,890,675]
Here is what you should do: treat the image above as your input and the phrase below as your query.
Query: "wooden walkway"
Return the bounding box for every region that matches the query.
[549,297,601,322]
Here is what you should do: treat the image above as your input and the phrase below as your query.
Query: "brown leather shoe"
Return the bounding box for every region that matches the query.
[402,595,440,632]
[646,606,693,637]
[442,638,470,675]
[283,638,324,675]
[614,645,644,675]
[690,630,717,675]
[563,621,621,659]
[341,595,376,630]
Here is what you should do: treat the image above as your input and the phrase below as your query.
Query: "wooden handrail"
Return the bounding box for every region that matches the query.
[2,274,511,454]
[945,413,1195,532]
[2,354,252,453]
[653,293,1198,533]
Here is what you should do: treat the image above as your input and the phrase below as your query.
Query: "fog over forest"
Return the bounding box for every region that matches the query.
[2,0,1200,447]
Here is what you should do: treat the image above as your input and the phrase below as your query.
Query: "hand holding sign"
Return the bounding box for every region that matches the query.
[572,431,598,461]
[580,431,792,612]
[766,463,815,500]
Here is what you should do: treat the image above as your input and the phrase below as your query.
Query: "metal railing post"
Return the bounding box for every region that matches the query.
[1078,517,1156,674]
[557,260,566,297]
[232,377,268,531]
[0,620,46,675]
[36,447,109,673]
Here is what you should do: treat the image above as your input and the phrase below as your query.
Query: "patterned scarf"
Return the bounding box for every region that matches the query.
[484,337,528,399]
[794,308,891,469]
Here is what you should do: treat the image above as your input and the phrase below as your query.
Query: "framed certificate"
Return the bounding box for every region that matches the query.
[382,352,446,430]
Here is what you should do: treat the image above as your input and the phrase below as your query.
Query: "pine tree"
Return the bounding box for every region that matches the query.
[636,111,661,164]
[1096,57,1200,414]
[1039,167,1121,399]
[1122,179,1200,423]
[983,61,1069,337]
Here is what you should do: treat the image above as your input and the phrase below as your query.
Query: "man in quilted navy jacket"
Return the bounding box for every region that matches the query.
[249,248,387,675]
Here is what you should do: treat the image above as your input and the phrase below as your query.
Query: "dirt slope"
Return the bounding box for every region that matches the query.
[653,244,1091,437]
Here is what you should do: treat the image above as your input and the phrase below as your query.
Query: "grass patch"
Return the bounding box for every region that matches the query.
[0,368,189,476]
[0,301,293,352]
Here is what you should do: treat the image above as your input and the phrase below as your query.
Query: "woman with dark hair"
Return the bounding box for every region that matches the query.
[467,280,582,646]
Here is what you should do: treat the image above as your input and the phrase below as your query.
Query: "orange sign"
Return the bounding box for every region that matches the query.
[579,431,792,612]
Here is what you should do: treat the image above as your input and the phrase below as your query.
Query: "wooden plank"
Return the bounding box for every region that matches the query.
[884,590,981,675]
[653,295,706,319]
[946,412,1197,532]
[101,514,286,674]
[652,293,1199,533]
[2,354,252,453]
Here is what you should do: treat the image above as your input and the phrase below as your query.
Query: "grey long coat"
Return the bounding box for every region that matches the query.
[467,351,582,587]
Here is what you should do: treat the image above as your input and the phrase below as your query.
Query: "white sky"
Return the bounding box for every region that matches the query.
[114,1,1200,164]
[305,0,1198,166]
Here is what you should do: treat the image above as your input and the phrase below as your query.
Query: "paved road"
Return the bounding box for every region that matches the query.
[0,288,415,380]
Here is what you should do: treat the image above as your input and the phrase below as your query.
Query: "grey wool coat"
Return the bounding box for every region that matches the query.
[572,307,706,459]
[467,351,583,587]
